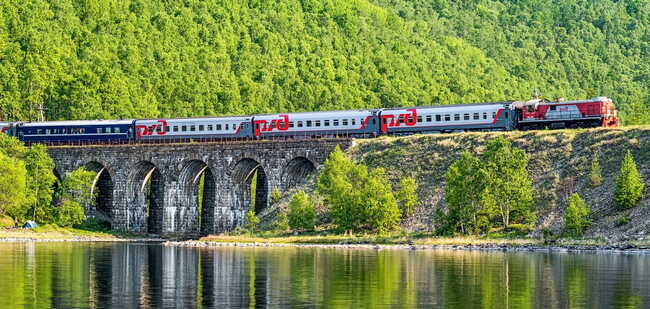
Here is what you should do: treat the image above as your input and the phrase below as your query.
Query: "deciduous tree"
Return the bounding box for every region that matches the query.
[614,150,644,209]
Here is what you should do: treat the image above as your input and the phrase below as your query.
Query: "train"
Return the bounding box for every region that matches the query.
[0,97,620,144]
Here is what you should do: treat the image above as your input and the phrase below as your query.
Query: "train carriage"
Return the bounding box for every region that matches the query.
[134,117,252,141]
[379,102,516,134]
[17,120,134,143]
[0,122,10,135]
[252,110,380,138]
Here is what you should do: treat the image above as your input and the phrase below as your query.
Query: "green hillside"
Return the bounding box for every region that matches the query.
[0,0,648,124]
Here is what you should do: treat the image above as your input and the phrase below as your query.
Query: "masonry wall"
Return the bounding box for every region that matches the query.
[48,139,351,238]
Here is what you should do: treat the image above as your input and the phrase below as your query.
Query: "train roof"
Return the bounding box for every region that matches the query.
[254,109,376,118]
[381,101,514,111]
[137,115,251,122]
[21,120,134,127]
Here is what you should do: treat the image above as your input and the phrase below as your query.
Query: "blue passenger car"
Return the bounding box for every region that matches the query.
[17,120,135,143]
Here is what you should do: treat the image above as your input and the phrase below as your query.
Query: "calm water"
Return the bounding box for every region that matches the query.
[1,242,649,308]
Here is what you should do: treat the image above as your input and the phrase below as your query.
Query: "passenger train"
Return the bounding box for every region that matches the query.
[0,97,620,144]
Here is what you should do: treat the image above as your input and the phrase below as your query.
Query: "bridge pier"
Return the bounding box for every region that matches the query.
[48,140,350,238]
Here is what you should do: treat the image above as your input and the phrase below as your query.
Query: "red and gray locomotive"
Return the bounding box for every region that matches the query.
[2,96,620,144]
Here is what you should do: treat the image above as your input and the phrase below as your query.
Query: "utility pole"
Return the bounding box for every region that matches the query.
[36,103,47,122]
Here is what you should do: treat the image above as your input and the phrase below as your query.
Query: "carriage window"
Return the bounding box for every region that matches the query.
[190,125,195,131]
[289,122,294,128]
[306,121,312,127]
[473,113,479,120]
[435,115,441,122]
[298,121,303,128]
[454,114,460,121]
[426,115,432,122]
[164,126,170,132]
[182,125,187,132]
[324,120,330,127]
[342,119,348,126]
[45,129,51,135]
[207,125,213,131]
[197,125,203,131]
[464,113,470,121]
[483,112,488,120]
[333,120,339,126]
[114,128,121,133]
[216,124,222,130]
[444,115,451,121]
[106,127,111,133]
[96,128,102,134]
[36,129,42,135]
[352,119,356,125]
[550,105,557,111]
[492,112,496,119]
[417,116,423,123]
[173,126,179,132]
[315,120,321,127]
[81,128,86,134]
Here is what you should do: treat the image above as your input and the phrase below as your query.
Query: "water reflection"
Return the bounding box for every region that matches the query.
[0,242,649,308]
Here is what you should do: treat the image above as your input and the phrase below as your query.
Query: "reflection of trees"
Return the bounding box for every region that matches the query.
[3,244,650,307]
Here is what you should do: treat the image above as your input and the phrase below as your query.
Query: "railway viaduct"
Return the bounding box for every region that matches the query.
[47,139,351,238]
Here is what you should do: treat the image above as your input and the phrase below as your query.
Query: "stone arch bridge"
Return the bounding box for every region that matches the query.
[47,140,351,238]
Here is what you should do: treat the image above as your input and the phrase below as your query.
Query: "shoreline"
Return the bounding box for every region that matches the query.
[0,237,165,243]
[163,240,650,254]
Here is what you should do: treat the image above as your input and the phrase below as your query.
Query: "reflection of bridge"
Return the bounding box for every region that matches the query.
[48,140,350,238]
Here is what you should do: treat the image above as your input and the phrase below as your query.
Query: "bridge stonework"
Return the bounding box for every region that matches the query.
[47,140,351,238]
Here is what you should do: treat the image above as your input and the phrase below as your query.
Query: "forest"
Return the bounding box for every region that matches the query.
[0,0,648,124]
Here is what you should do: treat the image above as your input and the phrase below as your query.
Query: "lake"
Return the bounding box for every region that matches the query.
[0,242,649,308]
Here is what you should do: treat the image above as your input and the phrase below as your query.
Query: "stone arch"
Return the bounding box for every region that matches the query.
[282,156,317,190]
[231,158,268,214]
[83,161,114,224]
[179,160,217,236]
[127,161,165,234]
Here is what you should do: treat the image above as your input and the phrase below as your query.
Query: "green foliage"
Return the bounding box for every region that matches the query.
[74,217,112,232]
[614,151,645,209]
[0,152,28,224]
[0,0,646,124]
[274,211,290,232]
[396,177,418,217]
[24,144,57,223]
[245,209,260,234]
[318,146,400,234]
[442,138,534,235]
[56,168,97,226]
[56,200,85,228]
[0,215,14,228]
[271,188,283,205]
[564,193,590,237]
[615,215,631,227]
[288,191,316,231]
[482,137,534,228]
[589,156,603,187]
[444,151,489,234]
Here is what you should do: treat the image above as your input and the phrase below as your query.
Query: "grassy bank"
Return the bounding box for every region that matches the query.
[0,225,146,241]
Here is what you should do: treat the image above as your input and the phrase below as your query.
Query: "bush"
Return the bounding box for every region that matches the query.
[506,224,532,236]
[244,210,259,234]
[589,156,603,187]
[274,211,290,232]
[0,215,14,228]
[56,200,85,227]
[74,217,111,231]
[615,215,631,227]
[271,188,282,205]
[396,177,419,217]
[288,191,315,230]
[614,150,644,209]
[564,193,590,237]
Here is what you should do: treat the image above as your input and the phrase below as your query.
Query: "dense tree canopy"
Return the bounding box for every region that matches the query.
[0,0,647,124]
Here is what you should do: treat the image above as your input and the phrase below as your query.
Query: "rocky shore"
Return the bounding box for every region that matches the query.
[164,240,650,254]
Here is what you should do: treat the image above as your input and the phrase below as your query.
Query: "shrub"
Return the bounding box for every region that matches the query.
[614,150,644,209]
[615,215,631,227]
[396,177,419,217]
[271,188,282,205]
[288,191,315,230]
[506,224,532,236]
[0,215,14,228]
[244,210,259,234]
[564,193,590,237]
[74,217,111,231]
[274,211,290,232]
[589,155,603,187]
[56,200,85,227]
